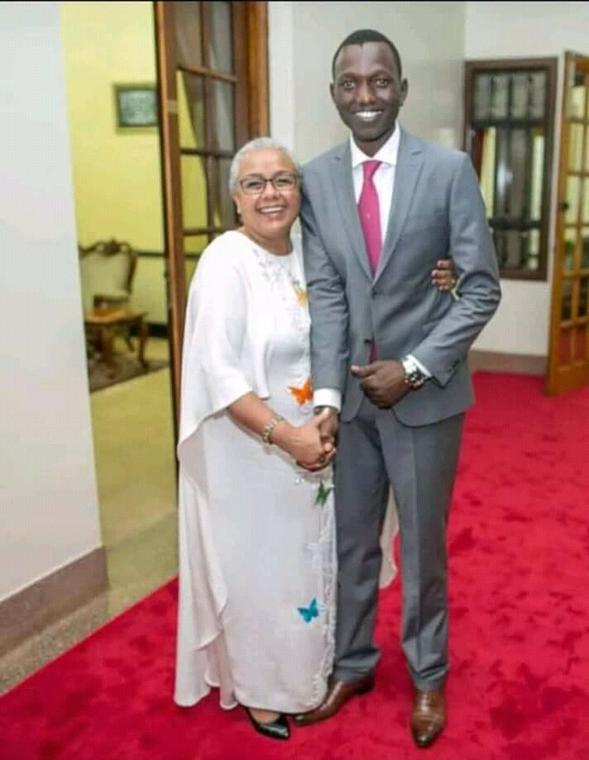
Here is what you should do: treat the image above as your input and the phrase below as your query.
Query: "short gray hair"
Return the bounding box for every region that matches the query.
[228,137,300,193]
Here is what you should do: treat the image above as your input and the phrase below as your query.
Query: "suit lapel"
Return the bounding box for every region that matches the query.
[375,131,424,284]
[330,143,373,281]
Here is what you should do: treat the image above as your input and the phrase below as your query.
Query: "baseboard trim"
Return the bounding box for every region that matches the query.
[469,350,546,376]
[0,547,108,656]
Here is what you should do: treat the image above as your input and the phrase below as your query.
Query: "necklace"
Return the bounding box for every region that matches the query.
[271,253,308,306]
[247,238,310,356]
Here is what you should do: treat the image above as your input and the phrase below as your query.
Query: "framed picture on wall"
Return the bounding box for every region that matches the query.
[114,84,158,129]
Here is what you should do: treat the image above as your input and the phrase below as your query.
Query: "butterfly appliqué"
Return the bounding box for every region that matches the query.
[315,480,333,507]
[292,280,308,307]
[288,377,313,406]
[297,597,319,623]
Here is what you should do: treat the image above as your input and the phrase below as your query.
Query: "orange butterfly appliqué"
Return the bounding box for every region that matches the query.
[288,377,313,406]
[292,283,308,307]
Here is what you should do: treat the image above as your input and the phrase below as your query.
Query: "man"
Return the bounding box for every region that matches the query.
[294,29,501,748]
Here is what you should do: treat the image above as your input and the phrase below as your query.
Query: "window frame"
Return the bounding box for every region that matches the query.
[463,57,558,281]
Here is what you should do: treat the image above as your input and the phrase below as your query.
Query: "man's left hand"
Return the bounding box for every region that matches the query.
[351,360,410,408]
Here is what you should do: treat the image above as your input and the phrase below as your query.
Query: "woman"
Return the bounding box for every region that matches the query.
[174,138,457,740]
[175,138,336,741]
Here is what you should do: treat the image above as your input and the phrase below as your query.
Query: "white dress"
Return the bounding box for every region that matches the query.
[174,230,336,713]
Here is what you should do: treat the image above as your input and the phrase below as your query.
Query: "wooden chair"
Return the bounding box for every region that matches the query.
[79,239,140,359]
[78,238,138,312]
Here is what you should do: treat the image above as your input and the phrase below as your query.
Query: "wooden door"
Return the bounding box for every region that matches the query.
[153,1,268,425]
[547,52,589,394]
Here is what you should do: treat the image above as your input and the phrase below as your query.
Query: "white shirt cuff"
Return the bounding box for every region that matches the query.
[313,388,342,412]
[407,354,431,378]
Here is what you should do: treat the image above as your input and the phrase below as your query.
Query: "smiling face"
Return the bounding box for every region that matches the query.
[331,41,408,156]
[232,148,300,255]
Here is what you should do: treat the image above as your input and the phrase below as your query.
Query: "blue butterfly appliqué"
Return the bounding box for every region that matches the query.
[297,597,319,623]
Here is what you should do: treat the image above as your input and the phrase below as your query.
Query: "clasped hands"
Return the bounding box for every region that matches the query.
[291,360,408,470]
[294,408,338,472]
[351,359,410,408]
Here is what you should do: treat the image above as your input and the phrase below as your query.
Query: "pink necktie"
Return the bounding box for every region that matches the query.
[358,160,382,362]
[358,160,382,276]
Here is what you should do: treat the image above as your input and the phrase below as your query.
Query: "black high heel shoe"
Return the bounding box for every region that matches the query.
[245,708,290,740]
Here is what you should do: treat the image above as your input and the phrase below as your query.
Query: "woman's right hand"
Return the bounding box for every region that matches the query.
[274,409,335,470]
[431,258,458,292]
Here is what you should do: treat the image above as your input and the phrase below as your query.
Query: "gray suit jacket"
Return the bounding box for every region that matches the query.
[300,129,501,426]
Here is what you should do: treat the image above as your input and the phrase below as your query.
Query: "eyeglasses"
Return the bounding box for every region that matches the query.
[238,172,299,195]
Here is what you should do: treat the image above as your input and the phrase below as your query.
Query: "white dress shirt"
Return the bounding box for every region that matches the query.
[350,125,400,244]
[313,125,430,412]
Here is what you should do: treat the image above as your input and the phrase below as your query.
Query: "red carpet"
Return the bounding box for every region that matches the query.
[2,373,589,760]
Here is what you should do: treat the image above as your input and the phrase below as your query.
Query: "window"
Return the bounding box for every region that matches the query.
[464,58,557,280]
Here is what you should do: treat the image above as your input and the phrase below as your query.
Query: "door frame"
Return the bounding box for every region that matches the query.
[153,1,269,430]
[546,50,589,394]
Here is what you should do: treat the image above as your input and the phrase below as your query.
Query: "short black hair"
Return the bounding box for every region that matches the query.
[331,29,403,80]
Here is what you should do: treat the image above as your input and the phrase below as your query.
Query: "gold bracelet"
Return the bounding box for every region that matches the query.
[261,414,285,445]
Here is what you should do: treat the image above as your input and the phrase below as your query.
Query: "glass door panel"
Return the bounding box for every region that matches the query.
[177,72,206,148]
[573,325,587,361]
[582,227,589,269]
[563,227,577,274]
[173,1,202,68]
[208,2,233,73]
[210,80,236,152]
[548,52,589,393]
[180,155,208,229]
[579,276,589,317]
[569,122,584,172]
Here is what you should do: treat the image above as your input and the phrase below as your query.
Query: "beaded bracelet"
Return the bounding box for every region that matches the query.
[262,414,285,445]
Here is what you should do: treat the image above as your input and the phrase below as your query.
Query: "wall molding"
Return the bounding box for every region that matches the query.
[469,349,546,376]
[0,547,108,657]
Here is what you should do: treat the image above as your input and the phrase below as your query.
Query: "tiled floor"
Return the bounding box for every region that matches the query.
[91,349,176,546]
[0,337,178,694]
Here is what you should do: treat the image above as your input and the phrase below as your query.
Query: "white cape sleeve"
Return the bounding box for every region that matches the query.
[178,250,257,452]
[175,246,263,708]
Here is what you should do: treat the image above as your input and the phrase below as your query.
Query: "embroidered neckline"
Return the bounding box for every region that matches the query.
[243,235,310,359]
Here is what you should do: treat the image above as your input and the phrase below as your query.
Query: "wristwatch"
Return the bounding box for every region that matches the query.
[400,356,426,389]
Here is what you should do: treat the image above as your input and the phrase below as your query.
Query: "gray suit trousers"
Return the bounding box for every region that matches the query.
[333,396,464,691]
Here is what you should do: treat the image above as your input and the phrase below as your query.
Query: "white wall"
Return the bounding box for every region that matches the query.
[465,1,589,59]
[0,2,102,601]
[465,1,589,356]
[270,1,466,161]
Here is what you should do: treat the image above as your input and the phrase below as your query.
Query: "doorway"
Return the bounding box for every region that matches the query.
[60,1,178,610]
[547,51,589,394]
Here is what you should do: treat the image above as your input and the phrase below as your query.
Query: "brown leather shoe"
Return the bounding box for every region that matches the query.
[293,674,375,726]
[411,687,446,748]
